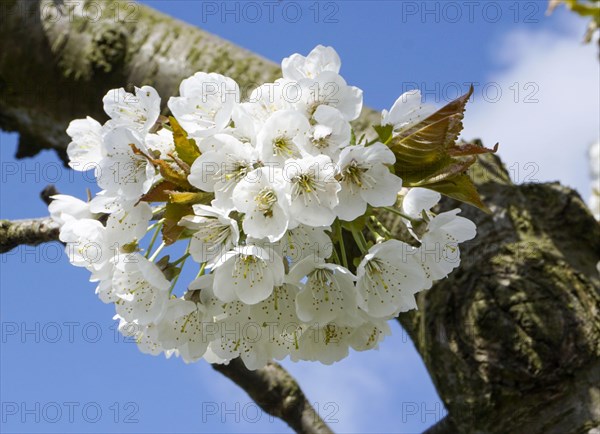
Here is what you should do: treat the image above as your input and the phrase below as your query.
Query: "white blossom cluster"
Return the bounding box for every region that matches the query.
[52,46,476,369]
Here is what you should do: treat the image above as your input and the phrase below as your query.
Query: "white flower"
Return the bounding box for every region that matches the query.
[179,205,240,264]
[112,254,170,325]
[212,245,285,304]
[282,45,341,81]
[288,257,359,326]
[256,110,311,164]
[206,282,301,370]
[97,127,156,201]
[168,72,239,138]
[49,194,96,225]
[290,314,390,364]
[402,187,441,219]
[232,167,289,242]
[305,105,351,159]
[348,318,391,352]
[356,240,427,317]
[145,128,175,158]
[418,209,476,286]
[103,86,161,133]
[157,297,209,363]
[59,218,106,272]
[382,90,435,132]
[104,202,153,245]
[66,117,103,170]
[236,79,295,130]
[57,45,480,369]
[284,154,340,227]
[335,143,403,221]
[247,283,301,357]
[59,202,152,286]
[295,71,363,122]
[116,317,163,356]
[188,135,257,211]
[290,322,353,364]
[275,225,333,265]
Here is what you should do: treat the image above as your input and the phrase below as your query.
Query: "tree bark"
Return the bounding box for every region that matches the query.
[0,0,377,161]
[0,217,60,253]
[213,359,333,434]
[391,153,600,433]
[1,1,599,433]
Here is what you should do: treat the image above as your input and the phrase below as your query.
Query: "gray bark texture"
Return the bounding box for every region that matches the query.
[393,153,600,433]
[1,1,599,433]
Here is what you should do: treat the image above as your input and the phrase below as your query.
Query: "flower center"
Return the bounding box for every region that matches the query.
[364,258,389,291]
[342,160,373,188]
[221,156,253,190]
[312,136,330,149]
[255,187,278,217]
[291,172,326,206]
[273,136,300,158]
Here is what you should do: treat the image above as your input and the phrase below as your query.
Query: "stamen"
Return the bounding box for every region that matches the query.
[255,187,278,217]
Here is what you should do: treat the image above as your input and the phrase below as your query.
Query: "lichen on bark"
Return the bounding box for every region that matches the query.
[395,154,600,433]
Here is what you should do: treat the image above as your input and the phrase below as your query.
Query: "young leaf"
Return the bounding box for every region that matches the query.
[162,202,193,245]
[373,124,394,144]
[130,142,194,191]
[170,116,200,166]
[425,174,490,213]
[387,85,497,212]
[154,159,194,190]
[140,180,179,203]
[166,191,212,205]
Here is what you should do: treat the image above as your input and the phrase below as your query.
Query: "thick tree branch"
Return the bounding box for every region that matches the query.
[388,153,600,433]
[0,217,60,253]
[214,359,333,434]
[0,0,377,161]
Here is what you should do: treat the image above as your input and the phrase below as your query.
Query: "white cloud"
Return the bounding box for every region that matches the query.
[462,13,600,199]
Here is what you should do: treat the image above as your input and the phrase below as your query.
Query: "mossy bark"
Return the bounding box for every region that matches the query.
[388,153,600,433]
[0,0,378,161]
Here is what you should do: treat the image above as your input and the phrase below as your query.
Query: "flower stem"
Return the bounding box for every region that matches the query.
[149,241,166,262]
[382,206,416,222]
[351,228,369,254]
[196,262,206,278]
[171,252,190,267]
[335,222,349,269]
[169,258,189,295]
[145,221,163,258]
[370,216,393,239]
[366,221,384,241]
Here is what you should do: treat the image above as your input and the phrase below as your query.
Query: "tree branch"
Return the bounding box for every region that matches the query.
[0,215,332,434]
[0,0,378,161]
[214,359,333,434]
[0,217,60,254]
[387,153,600,433]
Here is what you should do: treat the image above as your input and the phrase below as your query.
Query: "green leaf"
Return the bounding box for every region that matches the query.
[425,174,491,213]
[387,85,497,212]
[170,116,200,166]
[166,191,211,205]
[373,124,394,144]
[162,203,193,245]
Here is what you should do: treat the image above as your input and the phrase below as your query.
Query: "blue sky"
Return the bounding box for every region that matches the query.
[1,1,598,433]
